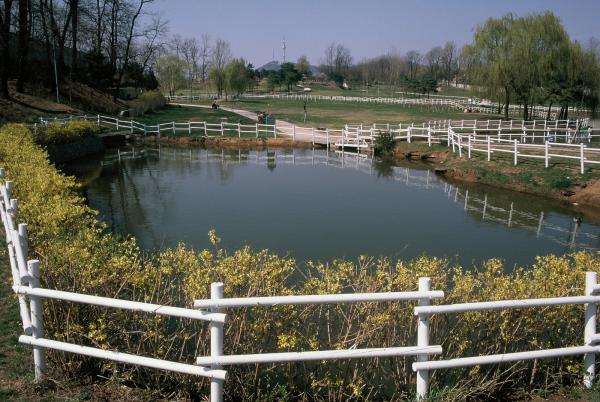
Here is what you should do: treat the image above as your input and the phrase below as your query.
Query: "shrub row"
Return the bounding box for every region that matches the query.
[33,120,100,145]
[126,90,167,117]
[0,122,599,401]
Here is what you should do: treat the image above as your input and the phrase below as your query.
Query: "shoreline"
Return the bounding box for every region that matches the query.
[390,142,600,213]
[138,134,600,212]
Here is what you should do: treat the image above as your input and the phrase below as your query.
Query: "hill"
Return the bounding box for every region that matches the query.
[258,60,320,75]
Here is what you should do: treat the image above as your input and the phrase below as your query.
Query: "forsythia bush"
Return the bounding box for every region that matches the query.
[0,122,599,401]
[128,90,167,116]
[33,120,100,145]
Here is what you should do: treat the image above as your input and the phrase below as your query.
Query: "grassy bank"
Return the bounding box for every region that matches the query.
[390,141,600,211]
[186,98,500,128]
[127,104,255,126]
[1,122,600,401]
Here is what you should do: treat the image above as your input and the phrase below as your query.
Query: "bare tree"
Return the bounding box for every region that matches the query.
[441,41,458,84]
[113,0,153,101]
[137,15,168,72]
[180,36,198,97]
[199,33,210,81]
[404,50,422,80]
[424,46,442,81]
[0,0,15,98]
[209,38,231,96]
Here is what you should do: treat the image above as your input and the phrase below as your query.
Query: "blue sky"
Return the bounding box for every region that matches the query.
[149,0,600,67]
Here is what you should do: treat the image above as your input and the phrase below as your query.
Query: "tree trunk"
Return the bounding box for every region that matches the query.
[523,102,528,121]
[504,89,510,120]
[0,0,14,99]
[546,102,552,121]
[70,0,79,79]
[113,0,146,102]
[16,0,29,93]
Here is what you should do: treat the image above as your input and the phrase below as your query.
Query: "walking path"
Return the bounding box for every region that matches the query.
[170,102,309,142]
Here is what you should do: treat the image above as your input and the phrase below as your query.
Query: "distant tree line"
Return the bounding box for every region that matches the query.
[155,35,257,99]
[315,13,599,118]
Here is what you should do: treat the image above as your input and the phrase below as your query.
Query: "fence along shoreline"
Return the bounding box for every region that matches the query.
[3,129,600,399]
[38,114,599,174]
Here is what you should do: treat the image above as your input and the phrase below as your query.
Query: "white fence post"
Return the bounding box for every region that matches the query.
[416,277,431,400]
[172,121,176,135]
[513,139,518,166]
[487,137,491,161]
[584,272,596,388]
[97,114,100,127]
[293,125,296,141]
[545,141,549,168]
[238,123,241,138]
[580,143,585,175]
[210,282,224,402]
[273,121,277,138]
[468,135,472,159]
[28,259,45,383]
[407,126,412,143]
[312,128,315,147]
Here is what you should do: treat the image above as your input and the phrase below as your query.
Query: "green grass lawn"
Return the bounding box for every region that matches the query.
[0,244,33,400]
[126,105,255,126]
[195,98,502,128]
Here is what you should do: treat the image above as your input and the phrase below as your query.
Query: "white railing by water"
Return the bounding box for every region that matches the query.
[37,114,599,175]
[2,166,600,400]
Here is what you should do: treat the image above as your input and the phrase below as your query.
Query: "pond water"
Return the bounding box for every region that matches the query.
[64,145,600,268]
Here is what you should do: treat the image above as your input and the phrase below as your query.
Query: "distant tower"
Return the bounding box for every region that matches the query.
[282,37,287,63]
[272,48,275,61]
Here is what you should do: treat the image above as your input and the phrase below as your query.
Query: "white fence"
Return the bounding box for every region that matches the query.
[166,94,592,117]
[37,114,599,174]
[3,163,600,399]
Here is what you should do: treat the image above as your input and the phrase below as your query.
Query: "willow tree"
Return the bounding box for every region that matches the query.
[464,12,570,120]
[224,58,250,98]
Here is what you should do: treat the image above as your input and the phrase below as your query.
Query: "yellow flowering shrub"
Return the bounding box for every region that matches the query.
[33,120,100,145]
[1,122,599,401]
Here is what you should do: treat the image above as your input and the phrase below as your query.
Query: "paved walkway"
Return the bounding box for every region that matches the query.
[169,102,332,144]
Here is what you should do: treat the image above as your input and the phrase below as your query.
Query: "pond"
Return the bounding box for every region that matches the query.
[64,145,600,268]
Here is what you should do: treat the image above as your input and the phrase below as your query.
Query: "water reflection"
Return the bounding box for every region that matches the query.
[67,145,600,266]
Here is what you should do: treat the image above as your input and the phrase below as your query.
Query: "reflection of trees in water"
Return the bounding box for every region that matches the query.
[97,145,600,253]
[372,157,395,178]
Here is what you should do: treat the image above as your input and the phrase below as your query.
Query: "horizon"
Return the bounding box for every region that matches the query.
[149,0,600,67]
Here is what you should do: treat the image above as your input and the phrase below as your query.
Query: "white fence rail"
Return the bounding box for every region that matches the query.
[0,169,227,383]
[166,94,592,117]
[4,141,600,400]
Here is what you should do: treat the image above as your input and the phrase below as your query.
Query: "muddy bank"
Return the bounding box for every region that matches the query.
[392,142,600,211]
[140,135,318,149]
